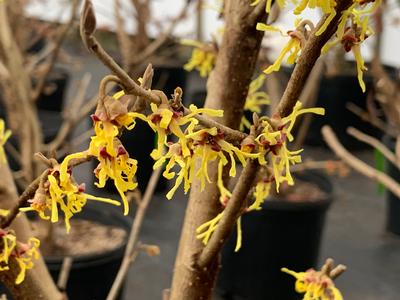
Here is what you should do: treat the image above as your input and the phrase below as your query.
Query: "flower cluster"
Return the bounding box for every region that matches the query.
[256,101,325,191]
[61,90,145,215]
[22,165,120,233]
[196,101,324,250]
[147,96,252,199]
[0,229,40,284]
[322,0,381,92]
[255,0,381,91]
[282,267,343,300]
[182,39,217,77]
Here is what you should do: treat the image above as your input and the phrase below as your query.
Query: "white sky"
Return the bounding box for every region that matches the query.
[26,0,400,67]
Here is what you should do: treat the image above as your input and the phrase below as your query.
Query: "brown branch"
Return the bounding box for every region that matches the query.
[322,125,400,198]
[347,126,400,169]
[198,159,259,267]
[31,0,79,103]
[106,166,163,300]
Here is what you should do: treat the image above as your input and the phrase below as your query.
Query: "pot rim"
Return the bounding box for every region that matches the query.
[260,170,333,212]
[44,205,130,269]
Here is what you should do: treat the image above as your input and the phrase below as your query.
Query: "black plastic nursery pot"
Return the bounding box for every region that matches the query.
[281,65,398,150]
[382,135,400,236]
[216,171,333,300]
[45,205,130,300]
[152,65,187,98]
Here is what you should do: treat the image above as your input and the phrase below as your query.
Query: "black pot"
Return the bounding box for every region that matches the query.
[36,66,70,112]
[152,66,186,98]
[281,65,398,150]
[304,74,381,149]
[45,205,130,300]
[382,135,400,235]
[217,171,333,300]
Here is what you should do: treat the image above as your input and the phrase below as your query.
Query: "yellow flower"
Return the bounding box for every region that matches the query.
[148,102,223,160]
[256,101,324,191]
[282,267,343,300]
[152,142,195,200]
[59,90,146,216]
[0,230,40,285]
[22,168,120,232]
[256,23,303,74]
[321,0,380,92]
[241,75,270,130]
[0,119,11,164]
[248,177,272,211]
[13,238,40,285]
[182,39,217,77]
[0,229,16,271]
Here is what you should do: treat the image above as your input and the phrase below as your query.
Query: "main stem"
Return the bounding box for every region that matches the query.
[169,1,267,299]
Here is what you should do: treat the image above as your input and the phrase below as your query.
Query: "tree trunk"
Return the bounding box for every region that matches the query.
[169,2,267,299]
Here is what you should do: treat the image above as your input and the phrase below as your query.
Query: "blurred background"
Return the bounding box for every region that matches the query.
[0,0,400,299]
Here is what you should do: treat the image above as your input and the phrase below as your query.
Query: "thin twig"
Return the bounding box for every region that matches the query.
[322,125,400,198]
[346,102,399,137]
[347,126,400,169]
[106,166,163,300]
[57,256,73,292]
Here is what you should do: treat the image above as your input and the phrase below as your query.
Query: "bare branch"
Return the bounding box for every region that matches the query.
[347,126,400,169]
[322,125,400,198]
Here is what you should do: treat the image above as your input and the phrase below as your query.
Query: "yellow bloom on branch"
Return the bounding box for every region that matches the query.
[256,101,324,191]
[282,267,343,300]
[148,102,223,161]
[0,119,11,164]
[0,229,16,271]
[13,238,40,285]
[256,23,304,74]
[60,90,145,215]
[182,39,217,77]
[152,142,195,200]
[0,229,40,285]
[22,168,121,232]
